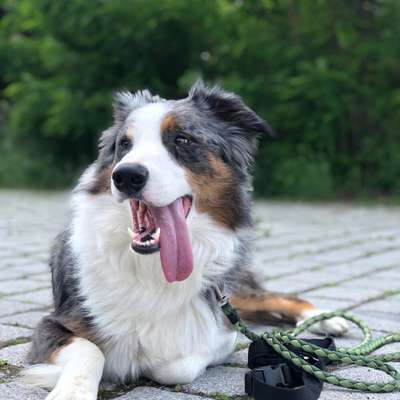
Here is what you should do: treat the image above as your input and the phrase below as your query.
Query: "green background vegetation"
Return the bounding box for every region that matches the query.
[0,0,399,198]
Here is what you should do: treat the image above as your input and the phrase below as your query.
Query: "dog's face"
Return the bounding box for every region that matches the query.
[87,82,269,282]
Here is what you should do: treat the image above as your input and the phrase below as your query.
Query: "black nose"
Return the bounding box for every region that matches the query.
[112,163,149,196]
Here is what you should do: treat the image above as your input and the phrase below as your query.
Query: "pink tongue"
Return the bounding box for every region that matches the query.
[150,199,193,283]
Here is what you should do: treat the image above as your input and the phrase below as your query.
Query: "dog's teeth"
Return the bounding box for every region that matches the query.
[154,228,160,241]
[127,227,135,240]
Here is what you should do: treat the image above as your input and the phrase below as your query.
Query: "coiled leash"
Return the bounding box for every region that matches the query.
[215,288,400,400]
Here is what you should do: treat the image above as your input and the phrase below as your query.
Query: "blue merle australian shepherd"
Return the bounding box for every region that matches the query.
[23,82,348,400]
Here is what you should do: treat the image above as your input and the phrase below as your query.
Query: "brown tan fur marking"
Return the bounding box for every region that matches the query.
[186,155,239,229]
[125,126,134,138]
[88,164,114,195]
[160,115,177,133]
[230,292,316,324]
[48,335,74,363]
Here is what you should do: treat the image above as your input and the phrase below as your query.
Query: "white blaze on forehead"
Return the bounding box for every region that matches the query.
[114,102,191,207]
[127,102,170,150]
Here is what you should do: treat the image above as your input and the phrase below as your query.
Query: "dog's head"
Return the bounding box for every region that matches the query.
[88,81,270,283]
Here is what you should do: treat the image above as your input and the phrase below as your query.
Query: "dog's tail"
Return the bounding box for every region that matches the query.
[19,364,62,390]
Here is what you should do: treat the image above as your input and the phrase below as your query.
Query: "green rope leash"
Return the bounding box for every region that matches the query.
[222,302,400,393]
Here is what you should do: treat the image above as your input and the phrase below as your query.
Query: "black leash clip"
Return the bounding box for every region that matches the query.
[245,363,321,400]
[245,337,336,400]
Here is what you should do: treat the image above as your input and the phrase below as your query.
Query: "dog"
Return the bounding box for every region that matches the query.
[22,81,348,400]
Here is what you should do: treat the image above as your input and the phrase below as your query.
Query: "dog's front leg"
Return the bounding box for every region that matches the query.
[46,337,105,400]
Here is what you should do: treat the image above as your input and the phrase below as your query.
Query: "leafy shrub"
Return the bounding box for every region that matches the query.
[0,0,399,198]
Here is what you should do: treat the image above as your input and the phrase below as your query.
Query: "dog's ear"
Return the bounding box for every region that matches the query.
[189,80,273,140]
[97,126,117,169]
[112,90,161,124]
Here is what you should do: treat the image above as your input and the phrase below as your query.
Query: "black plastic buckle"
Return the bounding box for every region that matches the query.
[245,337,336,400]
[245,363,322,400]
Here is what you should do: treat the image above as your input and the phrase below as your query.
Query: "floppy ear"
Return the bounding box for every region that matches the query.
[97,126,118,169]
[112,90,161,124]
[189,80,273,140]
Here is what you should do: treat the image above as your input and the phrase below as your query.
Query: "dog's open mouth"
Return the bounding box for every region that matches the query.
[127,196,193,282]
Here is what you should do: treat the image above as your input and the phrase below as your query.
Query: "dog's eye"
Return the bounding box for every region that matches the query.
[119,138,131,150]
[174,135,190,146]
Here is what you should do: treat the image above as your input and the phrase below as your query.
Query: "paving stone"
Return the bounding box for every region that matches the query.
[9,289,53,306]
[8,263,50,276]
[182,366,247,396]
[225,349,247,366]
[0,300,42,318]
[0,280,48,296]
[266,277,324,294]
[115,387,211,399]
[30,274,51,284]
[320,365,400,400]
[320,387,400,400]
[353,298,400,314]
[306,285,384,302]
[0,324,32,344]
[2,191,400,399]
[339,275,400,292]
[0,342,31,367]
[0,311,48,329]
[0,382,48,400]
[301,296,353,310]
[350,311,400,333]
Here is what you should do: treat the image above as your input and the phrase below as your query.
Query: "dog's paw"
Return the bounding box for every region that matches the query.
[46,388,96,400]
[297,309,349,337]
[45,376,97,400]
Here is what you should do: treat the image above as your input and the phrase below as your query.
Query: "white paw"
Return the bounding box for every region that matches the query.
[149,354,207,385]
[45,377,97,400]
[297,309,349,337]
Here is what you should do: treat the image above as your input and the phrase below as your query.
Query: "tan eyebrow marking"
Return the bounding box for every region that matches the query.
[125,126,134,138]
[160,115,177,133]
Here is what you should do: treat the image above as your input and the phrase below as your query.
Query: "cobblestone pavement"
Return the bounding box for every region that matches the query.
[0,190,399,399]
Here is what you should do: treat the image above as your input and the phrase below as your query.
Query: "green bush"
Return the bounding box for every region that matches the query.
[0,0,399,198]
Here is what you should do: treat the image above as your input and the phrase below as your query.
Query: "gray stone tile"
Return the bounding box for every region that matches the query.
[0,300,42,318]
[0,324,32,344]
[352,298,400,314]
[320,365,400,400]
[225,349,247,366]
[0,382,48,400]
[265,277,323,294]
[182,366,246,396]
[301,296,353,310]
[9,289,53,307]
[2,192,400,399]
[9,264,50,276]
[320,387,400,400]
[350,311,400,333]
[0,280,48,296]
[30,274,51,284]
[0,342,31,367]
[0,311,48,329]
[115,387,211,399]
[306,285,384,302]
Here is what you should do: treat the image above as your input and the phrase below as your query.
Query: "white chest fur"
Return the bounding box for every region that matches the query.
[70,191,238,382]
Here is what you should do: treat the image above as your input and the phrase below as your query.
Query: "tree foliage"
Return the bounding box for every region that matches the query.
[0,0,399,197]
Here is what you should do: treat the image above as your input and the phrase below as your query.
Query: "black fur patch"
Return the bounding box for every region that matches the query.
[29,230,95,363]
